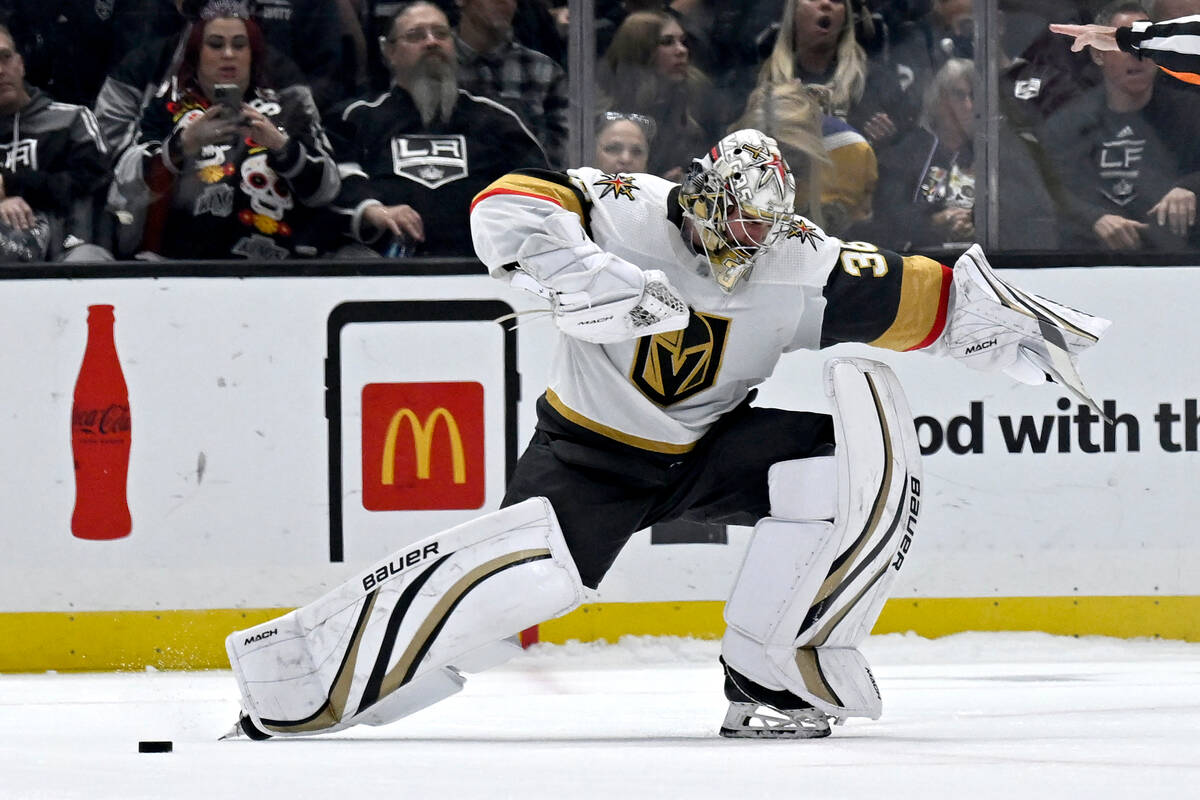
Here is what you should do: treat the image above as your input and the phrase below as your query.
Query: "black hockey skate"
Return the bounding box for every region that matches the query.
[719,659,831,739]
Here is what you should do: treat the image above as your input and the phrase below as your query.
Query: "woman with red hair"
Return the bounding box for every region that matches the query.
[112,1,339,260]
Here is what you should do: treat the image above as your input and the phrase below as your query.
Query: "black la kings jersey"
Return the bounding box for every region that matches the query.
[328,87,548,256]
[470,168,952,453]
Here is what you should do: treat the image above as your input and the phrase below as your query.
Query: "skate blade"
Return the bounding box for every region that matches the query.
[218,720,243,741]
[218,713,274,741]
[719,724,831,739]
[719,702,832,739]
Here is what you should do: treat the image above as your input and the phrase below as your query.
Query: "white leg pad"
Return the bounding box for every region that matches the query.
[226,497,585,737]
[721,517,841,690]
[721,357,923,719]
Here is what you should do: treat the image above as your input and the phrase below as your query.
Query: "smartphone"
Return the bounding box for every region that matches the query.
[212,83,243,112]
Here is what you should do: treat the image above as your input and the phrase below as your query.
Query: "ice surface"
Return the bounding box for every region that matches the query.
[1,632,1197,799]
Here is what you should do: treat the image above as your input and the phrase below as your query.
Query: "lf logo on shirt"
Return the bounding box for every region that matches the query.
[0,139,38,171]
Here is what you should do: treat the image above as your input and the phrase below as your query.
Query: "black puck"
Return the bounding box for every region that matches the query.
[138,740,173,753]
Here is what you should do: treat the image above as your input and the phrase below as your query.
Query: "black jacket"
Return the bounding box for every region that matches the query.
[327,86,548,257]
[1042,81,1200,248]
[113,81,340,259]
[0,86,110,247]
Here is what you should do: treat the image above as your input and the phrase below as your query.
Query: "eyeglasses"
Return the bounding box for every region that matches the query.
[385,25,453,45]
[598,111,657,141]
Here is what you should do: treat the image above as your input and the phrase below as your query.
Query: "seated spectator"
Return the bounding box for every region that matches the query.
[758,0,917,148]
[93,0,350,159]
[733,81,877,237]
[110,4,340,260]
[593,110,653,173]
[867,57,1058,251]
[1000,18,1102,140]
[1050,0,1200,90]
[325,1,546,257]
[598,10,718,180]
[453,0,568,167]
[872,57,977,249]
[890,0,975,102]
[1042,1,1200,252]
[0,24,111,262]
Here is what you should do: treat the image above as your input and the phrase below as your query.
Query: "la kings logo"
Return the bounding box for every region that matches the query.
[392,135,469,189]
[1,138,38,171]
[630,311,730,406]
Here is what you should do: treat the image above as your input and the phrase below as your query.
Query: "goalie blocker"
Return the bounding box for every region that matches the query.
[225,498,584,738]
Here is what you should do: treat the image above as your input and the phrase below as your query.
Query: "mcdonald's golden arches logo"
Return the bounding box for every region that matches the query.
[361,382,485,510]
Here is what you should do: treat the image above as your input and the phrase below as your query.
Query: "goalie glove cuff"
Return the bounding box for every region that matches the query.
[554,268,689,344]
[942,245,1110,372]
[512,211,689,343]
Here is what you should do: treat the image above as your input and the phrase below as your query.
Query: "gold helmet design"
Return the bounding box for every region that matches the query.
[678,129,796,292]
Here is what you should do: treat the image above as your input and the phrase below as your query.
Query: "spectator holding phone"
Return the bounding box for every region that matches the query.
[110,0,340,259]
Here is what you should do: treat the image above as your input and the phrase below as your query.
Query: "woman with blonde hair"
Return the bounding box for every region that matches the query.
[759,0,914,147]
[598,10,720,180]
[733,81,877,236]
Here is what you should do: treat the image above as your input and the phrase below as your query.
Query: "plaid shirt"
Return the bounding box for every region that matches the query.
[454,33,568,168]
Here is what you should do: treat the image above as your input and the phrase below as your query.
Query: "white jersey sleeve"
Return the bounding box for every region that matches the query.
[470,168,596,278]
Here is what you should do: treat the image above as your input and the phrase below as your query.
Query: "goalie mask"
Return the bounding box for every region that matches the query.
[679,129,796,292]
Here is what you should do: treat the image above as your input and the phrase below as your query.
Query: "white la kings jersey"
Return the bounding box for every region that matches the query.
[470,167,952,453]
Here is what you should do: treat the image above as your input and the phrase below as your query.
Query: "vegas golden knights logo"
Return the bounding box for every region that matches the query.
[630,311,730,406]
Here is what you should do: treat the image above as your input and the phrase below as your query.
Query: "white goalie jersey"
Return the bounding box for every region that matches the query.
[470,167,954,454]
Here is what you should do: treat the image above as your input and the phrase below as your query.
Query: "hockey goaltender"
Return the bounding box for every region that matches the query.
[222,129,1109,740]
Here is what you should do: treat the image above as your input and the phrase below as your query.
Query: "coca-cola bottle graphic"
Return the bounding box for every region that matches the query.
[71,304,132,540]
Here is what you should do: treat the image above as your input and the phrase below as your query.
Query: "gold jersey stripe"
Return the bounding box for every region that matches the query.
[868,257,952,352]
[375,549,552,698]
[470,172,587,222]
[545,389,697,455]
[261,591,379,733]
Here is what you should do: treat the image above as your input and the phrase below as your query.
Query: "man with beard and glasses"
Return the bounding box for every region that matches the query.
[325,0,546,257]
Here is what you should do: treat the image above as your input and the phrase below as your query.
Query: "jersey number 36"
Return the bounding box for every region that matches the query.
[839,242,889,278]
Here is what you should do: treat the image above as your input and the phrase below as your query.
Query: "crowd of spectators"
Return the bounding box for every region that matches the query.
[0,0,1197,263]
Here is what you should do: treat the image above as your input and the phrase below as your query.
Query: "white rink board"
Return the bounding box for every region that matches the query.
[0,266,1195,613]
